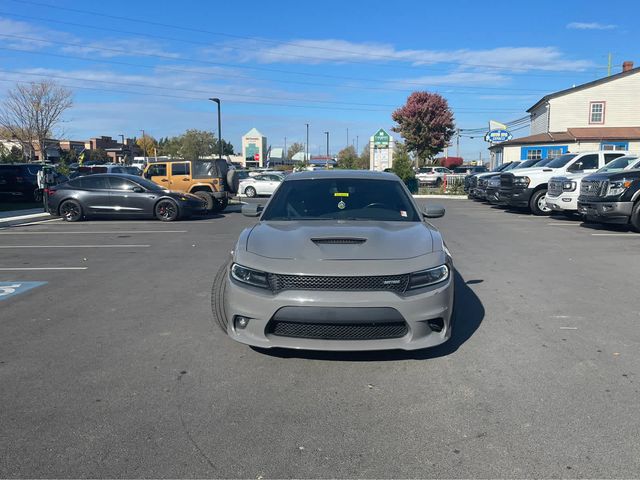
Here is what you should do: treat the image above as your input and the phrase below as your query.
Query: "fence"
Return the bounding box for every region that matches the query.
[443,173,466,193]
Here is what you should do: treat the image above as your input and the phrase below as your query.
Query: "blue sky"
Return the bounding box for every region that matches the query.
[0,0,637,159]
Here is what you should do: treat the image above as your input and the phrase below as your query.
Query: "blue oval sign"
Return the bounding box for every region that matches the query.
[484,129,513,143]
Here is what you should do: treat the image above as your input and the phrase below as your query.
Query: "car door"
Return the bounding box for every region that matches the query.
[144,163,169,188]
[106,176,155,216]
[169,162,190,192]
[77,175,112,215]
[253,175,267,194]
[265,175,282,194]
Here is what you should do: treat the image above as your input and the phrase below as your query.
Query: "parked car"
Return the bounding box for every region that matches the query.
[499,151,628,215]
[238,173,284,197]
[47,174,206,222]
[0,163,42,201]
[469,161,521,200]
[455,165,488,175]
[416,166,452,187]
[547,155,640,215]
[577,167,640,231]
[485,159,551,204]
[70,164,129,178]
[122,166,142,176]
[212,170,453,351]
[143,159,238,212]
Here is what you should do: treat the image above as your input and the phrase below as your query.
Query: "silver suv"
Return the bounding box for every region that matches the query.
[212,170,454,351]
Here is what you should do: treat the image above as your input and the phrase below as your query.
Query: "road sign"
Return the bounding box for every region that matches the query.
[0,281,47,301]
[373,128,390,147]
[484,129,513,143]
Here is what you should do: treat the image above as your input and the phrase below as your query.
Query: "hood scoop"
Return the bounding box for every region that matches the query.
[311,237,367,245]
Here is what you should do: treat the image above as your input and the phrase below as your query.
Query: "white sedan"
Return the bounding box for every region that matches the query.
[239,173,284,197]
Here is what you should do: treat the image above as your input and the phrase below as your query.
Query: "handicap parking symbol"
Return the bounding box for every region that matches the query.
[0,282,47,301]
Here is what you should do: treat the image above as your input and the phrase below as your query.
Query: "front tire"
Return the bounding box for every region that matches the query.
[530,189,552,216]
[630,202,640,233]
[211,260,230,333]
[193,191,213,212]
[245,186,256,198]
[59,199,83,222]
[155,199,179,222]
[211,196,229,212]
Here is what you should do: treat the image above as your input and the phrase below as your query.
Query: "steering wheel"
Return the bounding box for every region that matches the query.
[364,202,387,209]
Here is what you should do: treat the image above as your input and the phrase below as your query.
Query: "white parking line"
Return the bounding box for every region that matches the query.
[0,267,88,270]
[0,244,150,248]
[591,233,640,237]
[547,223,581,226]
[0,230,187,235]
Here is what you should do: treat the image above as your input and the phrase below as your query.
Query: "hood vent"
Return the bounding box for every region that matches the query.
[311,237,367,245]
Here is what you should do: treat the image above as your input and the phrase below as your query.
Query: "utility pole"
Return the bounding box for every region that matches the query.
[455,129,460,158]
[118,134,125,164]
[305,123,309,163]
[140,129,147,161]
[324,131,329,168]
[607,52,612,76]
[284,136,287,164]
[346,128,349,148]
[356,135,359,154]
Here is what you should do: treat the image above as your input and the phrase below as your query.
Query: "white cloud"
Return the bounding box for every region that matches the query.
[567,22,617,30]
[219,39,594,72]
[390,71,510,88]
[0,17,73,50]
[60,38,181,59]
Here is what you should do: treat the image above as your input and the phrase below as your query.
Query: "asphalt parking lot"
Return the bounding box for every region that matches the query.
[1,199,639,478]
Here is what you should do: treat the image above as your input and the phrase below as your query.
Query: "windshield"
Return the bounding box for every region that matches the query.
[545,153,578,169]
[502,162,520,171]
[597,156,639,172]
[516,159,541,169]
[261,178,421,222]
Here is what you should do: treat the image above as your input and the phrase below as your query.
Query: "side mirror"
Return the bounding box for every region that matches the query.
[132,186,144,193]
[422,205,445,218]
[242,203,263,217]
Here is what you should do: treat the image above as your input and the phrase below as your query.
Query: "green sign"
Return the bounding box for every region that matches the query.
[373,128,390,147]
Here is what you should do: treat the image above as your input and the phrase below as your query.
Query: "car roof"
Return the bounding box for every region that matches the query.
[285,169,398,181]
[72,173,142,180]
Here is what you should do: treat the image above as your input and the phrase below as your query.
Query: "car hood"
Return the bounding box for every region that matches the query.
[507,167,554,176]
[245,221,435,260]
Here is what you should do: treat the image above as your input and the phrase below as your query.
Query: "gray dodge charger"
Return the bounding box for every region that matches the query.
[213,170,454,351]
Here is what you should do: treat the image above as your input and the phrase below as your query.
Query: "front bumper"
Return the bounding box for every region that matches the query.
[546,193,578,212]
[485,186,500,203]
[506,187,534,207]
[577,200,633,224]
[223,272,455,351]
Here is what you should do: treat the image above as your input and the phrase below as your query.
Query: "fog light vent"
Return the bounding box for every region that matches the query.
[234,316,250,329]
[427,318,444,332]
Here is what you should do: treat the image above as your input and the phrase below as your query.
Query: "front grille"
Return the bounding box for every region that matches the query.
[548,179,563,197]
[468,176,478,188]
[266,321,408,340]
[581,180,605,198]
[478,178,488,188]
[268,273,410,293]
[311,237,366,245]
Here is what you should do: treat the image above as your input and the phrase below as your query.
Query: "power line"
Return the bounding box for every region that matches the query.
[0,46,550,98]
[3,0,609,77]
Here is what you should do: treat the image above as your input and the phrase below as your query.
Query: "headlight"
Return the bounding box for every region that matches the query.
[407,265,449,290]
[230,263,270,289]
[562,181,577,191]
[606,179,632,196]
[488,178,500,187]
[514,176,530,186]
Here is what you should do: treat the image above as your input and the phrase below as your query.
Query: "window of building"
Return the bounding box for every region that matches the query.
[601,142,628,151]
[590,102,605,124]
[546,148,564,159]
[171,162,190,176]
[526,149,543,160]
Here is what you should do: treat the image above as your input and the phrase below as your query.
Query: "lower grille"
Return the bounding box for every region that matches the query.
[268,273,410,293]
[266,321,408,340]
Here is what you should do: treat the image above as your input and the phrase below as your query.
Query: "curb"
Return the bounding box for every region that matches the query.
[0,212,52,227]
[413,195,468,199]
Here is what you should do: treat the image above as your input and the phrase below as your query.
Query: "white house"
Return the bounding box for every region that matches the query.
[491,61,640,163]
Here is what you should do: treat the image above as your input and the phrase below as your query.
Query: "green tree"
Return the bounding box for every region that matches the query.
[287,142,305,160]
[392,91,455,165]
[179,129,215,159]
[336,145,360,169]
[88,148,110,163]
[0,144,23,163]
[359,143,370,169]
[391,144,417,192]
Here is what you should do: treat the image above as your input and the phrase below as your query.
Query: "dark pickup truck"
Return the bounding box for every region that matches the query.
[577,169,640,231]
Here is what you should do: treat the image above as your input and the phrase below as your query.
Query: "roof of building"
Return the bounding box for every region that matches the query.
[527,65,640,112]
[243,127,264,138]
[490,127,640,149]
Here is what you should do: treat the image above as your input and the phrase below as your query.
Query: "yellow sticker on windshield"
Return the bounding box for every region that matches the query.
[334,192,349,197]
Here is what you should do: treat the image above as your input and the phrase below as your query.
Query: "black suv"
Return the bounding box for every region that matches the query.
[578,169,640,231]
[0,163,42,201]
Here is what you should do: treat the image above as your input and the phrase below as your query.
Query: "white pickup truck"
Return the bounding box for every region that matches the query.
[546,154,639,214]
[499,151,628,215]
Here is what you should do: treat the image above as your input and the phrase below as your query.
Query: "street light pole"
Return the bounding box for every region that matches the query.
[284,136,287,164]
[118,134,125,164]
[324,131,329,169]
[305,123,309,163]
[346,128,349,148]
[209,98,222,160]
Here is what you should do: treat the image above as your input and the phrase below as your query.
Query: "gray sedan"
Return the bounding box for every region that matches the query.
[213,170,454,351]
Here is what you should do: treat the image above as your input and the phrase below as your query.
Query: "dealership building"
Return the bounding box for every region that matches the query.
[490,61,640,163]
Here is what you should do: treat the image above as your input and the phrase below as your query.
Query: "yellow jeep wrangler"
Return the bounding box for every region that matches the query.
[143,159,239,212]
